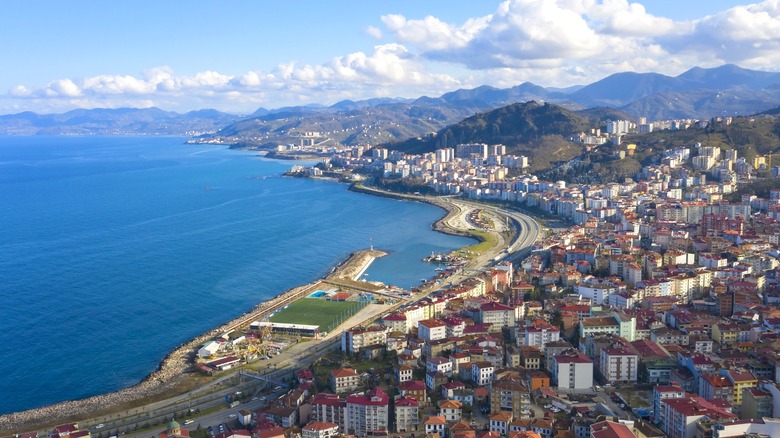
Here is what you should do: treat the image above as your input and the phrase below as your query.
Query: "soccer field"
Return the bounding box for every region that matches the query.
[268,298,365,332]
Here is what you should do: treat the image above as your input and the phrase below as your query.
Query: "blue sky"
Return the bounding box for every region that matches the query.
[0,0,773,114]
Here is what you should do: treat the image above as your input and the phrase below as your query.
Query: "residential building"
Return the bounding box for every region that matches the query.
[472,361,495,386]
[330,368,360,394]
[301,421,339,438]
[599,347,638,384]
[480,302,516,331]
[438,399,463,422]
[341,326,388,354]
[394,396,419,433]
[418,319,447,342]
[344,388,390,437]
[490,377,530,419]
[553,349,593,389]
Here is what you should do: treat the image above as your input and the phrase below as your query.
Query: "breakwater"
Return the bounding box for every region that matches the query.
[0,250,383,435]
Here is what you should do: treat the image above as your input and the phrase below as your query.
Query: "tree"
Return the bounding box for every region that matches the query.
[550,309,564,331]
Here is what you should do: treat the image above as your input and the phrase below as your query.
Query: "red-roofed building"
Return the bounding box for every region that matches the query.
[310,393,346,430]
[302,421,339,438]
[599,346,638,384]
[395,396,420,433]
[479,302,516,331]
[382,312,408,333]
[330,367,360,393]
[399,380,428,405]
[419,319,447,342]
[254,426,285,438]
[662,397,736,438]
[590,421,634,438]
[552,349,593,389]
[345,388,389,436]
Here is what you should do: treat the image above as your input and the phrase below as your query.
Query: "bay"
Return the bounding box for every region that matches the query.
[0,136,473,414]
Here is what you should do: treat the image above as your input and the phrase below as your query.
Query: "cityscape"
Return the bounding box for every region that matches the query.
[4,2,780,438]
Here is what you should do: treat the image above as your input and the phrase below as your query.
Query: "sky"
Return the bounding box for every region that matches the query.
[1,0,777,115]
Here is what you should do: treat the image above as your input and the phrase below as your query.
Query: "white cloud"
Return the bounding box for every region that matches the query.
[44,79,82,97]
[9,85,30,97]
[365,25,383,40]
[5,0,780,113]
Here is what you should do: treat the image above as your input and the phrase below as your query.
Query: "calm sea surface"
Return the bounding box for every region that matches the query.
[0,136,473,414]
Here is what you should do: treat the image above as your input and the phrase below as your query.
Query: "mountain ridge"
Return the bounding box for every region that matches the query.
[4,64,780,138]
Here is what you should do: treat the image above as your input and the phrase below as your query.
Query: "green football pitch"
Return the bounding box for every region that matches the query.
[268,298,365,332]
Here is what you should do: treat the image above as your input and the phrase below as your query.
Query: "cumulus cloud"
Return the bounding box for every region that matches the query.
[45,79,82,97]
[676,1,780,68]
[6,0,780,113]
[376,0,780,86]
[365,25,383,40]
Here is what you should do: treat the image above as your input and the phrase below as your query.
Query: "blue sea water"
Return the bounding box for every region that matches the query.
[0,136,473,415]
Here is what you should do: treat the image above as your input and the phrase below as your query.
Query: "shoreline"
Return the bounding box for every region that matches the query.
[0,180,481,434]
[0,249,385,434]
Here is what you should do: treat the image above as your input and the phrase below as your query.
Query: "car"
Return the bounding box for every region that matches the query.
[274,386,282,391]
[96,424,105,429]
[619,404,626,409]
[235,391,242,395]
[228,414,237,419]
[183,420,194,425]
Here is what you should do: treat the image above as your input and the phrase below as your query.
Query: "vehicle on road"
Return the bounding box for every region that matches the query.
[228,414,237,418]
[183,419,194,425]
[96,424,104,429]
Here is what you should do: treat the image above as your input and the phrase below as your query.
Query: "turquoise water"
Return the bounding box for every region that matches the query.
[0,136,473,414]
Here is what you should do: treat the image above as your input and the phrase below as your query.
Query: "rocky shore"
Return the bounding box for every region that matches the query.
[0,250,379,435]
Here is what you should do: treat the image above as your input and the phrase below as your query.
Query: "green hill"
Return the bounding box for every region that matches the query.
[386,101,614,171]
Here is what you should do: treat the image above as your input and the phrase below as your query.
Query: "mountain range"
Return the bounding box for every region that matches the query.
[2,64,780,141]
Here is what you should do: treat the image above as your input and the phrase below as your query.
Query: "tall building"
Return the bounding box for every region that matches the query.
[552,349,593,389]
[345,388,390,437]
[490,377,531,419]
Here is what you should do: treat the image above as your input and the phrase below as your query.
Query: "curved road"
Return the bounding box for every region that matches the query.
[28,195,542,438]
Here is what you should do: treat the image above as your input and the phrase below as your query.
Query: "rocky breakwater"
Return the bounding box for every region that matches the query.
[328,249,388,281]
[0,251,380,434]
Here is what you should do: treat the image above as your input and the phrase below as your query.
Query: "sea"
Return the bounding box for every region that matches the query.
[0,136,474,415]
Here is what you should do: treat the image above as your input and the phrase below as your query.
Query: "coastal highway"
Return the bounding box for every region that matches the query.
[14,195,542,436]
[437,197,541,263]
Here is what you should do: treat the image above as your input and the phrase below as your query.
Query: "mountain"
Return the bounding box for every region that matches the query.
[569,64,780,116]
[0,107,240,135]
[386,101,601,171]
[4,64,780,138]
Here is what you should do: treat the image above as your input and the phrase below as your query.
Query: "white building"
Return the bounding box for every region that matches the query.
[418,319,446,342]
[599,347,638,384]
[198,340,221,358]
[471,361,495,386]
[553,349,593,389]
[302,421,340,438]
[345,388,390,437]
[523,324,561,352]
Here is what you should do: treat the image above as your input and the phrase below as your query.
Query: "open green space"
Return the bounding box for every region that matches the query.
[269,298,365,332]
[458,229,499,256]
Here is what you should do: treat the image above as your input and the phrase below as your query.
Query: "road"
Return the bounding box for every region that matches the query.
[45,195,543,437]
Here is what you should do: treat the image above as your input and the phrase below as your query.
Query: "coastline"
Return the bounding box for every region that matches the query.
[0,180,475,434]
[347,183,477,241]
[0,249,384,434]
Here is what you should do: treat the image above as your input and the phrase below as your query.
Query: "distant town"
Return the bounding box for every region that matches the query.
[8,113,780,438]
